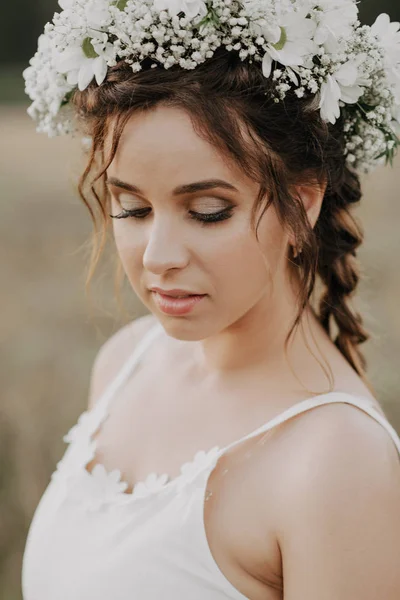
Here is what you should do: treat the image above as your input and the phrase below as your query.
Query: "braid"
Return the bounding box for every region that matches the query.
[316,167,370,376]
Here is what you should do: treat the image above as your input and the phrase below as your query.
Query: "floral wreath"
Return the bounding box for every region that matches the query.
[23,0,400,173]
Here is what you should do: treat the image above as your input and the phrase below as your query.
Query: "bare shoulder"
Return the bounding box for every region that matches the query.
[275,399,400,491]
[272,401,400,599]
[87,313,158,410]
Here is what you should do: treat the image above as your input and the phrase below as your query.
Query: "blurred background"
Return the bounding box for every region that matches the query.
[1,1,400,598]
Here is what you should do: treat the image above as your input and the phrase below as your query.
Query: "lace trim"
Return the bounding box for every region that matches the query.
[51,390,400,512]
[52,403,221,511]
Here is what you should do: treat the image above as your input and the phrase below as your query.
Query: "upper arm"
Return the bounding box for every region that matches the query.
[275,404,400,600]
[87,313,157,411]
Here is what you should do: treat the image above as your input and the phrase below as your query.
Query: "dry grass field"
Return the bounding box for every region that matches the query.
[1,105,399,599]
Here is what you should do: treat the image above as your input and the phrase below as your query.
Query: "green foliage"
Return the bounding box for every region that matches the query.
[82,37,99,59]
[374,128,399,166]
[273,28,288,52]
[198,7,221,30]
[61,89,75,107]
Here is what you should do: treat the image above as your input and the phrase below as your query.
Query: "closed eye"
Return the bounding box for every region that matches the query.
[109,207,234,226]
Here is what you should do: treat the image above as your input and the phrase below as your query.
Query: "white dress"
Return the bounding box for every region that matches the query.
[22,322,400,600]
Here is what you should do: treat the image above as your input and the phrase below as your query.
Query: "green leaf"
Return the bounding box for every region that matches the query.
[115,0,128,10]
[61,89,75,107]
[374,141,399,166]
[358,102,377,112]
[209,8,221,25]
[197,7,221,29]
[82,37,99,59]
[272,27,287,51]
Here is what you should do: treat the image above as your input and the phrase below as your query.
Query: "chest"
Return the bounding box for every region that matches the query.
[84,365,285,599]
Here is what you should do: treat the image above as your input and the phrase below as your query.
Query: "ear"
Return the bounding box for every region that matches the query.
[287,180,327,247]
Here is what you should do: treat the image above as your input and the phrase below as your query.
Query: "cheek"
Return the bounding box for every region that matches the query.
[210,212,286,296]
[111,198,140,259]
[112,221,143,280]
[113,221,134,252]
[212,232,269,300]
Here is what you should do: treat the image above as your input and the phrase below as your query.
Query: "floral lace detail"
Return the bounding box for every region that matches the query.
[176,447,221,492]
[68,465,129,511]
[63,410,96,445]
[63,396,109,445]
[131,472,171,499]
[51,401,111,496]
[53,403,223,511]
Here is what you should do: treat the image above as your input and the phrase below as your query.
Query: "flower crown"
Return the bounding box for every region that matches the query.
[23,0,400,172]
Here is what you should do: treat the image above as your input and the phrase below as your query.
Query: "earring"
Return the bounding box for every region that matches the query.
[293,245,303,258]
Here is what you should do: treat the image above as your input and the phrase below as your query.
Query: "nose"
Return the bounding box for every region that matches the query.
[142,217,190,274]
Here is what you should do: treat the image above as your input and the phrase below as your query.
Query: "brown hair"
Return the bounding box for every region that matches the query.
[72,47,371,391]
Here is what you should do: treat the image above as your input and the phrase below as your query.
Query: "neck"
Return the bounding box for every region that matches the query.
[191,289,334,393]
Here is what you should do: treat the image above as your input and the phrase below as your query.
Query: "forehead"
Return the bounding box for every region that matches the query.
[106,105,255,193]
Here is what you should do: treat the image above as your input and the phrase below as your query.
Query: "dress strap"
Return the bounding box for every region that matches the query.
[63,320,165,447]
[96,320,165,412]
[217,391,400,457]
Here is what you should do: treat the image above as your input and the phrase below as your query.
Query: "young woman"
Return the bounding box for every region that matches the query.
[22,1,400,599]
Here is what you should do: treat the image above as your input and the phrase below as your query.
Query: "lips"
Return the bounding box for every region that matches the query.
[162,293,194,298]
[152,291,206,316]
[150,287,204,298]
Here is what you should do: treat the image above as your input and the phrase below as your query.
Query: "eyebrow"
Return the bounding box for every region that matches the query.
[105,177,239,196]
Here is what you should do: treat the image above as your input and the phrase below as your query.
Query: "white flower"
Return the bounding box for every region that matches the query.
[92,38,118,65]
[58,0,75,9]
[371,13,400,62]
[37,32,51,53]
[84,0,113,29]
[23,0,400,172]
[319,60,364,124]
[371,13,400,89]
[262,10,317,77]
[153,0,207,20]
[313,0,358,51]
[55,42,108,91]
[249,18,281,45]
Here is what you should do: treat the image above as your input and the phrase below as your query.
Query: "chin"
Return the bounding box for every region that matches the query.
[155,316,212,342]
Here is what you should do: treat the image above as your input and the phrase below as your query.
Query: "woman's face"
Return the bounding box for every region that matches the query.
[106,105,293,340]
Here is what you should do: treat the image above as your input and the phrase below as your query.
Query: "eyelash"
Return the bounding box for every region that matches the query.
[109,207,234,226]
